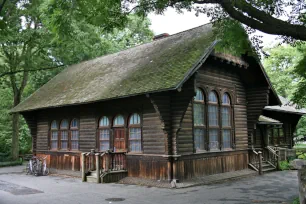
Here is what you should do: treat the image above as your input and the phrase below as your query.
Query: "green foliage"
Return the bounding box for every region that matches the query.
[292,197,299,204]
[0,0,154,157]
[263,44,306,142]
[213,19,252,56]
[0,160,23,168]
[279,160,291,170]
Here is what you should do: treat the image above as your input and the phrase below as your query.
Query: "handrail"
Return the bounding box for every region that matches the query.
[249,147,263,175]
[266,146,279,157]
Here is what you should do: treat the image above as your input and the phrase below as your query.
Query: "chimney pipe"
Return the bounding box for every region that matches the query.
[153,33,169,41]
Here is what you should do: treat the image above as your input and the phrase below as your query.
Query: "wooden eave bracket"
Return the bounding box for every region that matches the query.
[213,56,249,69]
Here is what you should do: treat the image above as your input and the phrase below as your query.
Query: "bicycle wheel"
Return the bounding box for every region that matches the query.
[44,168,49,176]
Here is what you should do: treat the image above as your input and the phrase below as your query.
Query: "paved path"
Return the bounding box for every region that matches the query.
[0,168,298,204]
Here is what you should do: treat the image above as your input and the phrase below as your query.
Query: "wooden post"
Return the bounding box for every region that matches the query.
[90,149,95,171]
[258,151,263,175]
[167,158,172,183]
[95,153,100,183]
[81,153,86,182]
[276,149,280,170]
[298,166,306,204]
[105,154,109,172]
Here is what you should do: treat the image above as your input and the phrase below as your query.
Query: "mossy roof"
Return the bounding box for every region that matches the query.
[12,23,217,113]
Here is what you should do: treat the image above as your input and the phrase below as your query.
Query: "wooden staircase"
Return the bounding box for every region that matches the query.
[249,146,279,174]
[82,150,128,183]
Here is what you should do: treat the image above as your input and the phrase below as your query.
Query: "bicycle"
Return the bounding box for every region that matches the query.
[26,156,49,176]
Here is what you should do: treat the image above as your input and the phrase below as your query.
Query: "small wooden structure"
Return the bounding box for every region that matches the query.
[11,23,305,183]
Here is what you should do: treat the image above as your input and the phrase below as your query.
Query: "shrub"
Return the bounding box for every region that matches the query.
[292,197,299,204]
[298,153,306,160]
[279,160,291,170]
[0,160,23,167]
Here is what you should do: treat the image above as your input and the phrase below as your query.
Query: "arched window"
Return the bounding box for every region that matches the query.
[50,120,58,150]
[70,119,79,150]
[193,88,205,151]
[60,119,69,150]
[208,91,219,150]
[222,93,232,149]
[113,115,124,126]
[129,113,142,152]
[99,116,110,151]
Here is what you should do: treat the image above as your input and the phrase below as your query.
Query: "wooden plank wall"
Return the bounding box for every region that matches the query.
[149,93,171,154]
[126,155,168,180]
[246,87,269,148]
[194,61,248,151]
[176,151,248,181]
[171,78,195,155]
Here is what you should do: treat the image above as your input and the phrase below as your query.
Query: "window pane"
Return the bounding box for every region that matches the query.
[223,130,231,149]
[129,128,141,152]
[209,129,219,150]
[129,113,140,125]
[51,120,57,129]
[222,93,230,104]
[71,130,79,150]
[209,91,218,103]
[60,119,69,129]
[99,116,109,127]
[194,89,204,101]
[100,129,110,140]
[100,141,110,151]
[114,115,124,126]
[221,107,230,127]
[194,128,205,151]
[208,105,218,126]
[51,131,58,149]
[61,131,68,149]
[71,119,78,128]
[193,104,204,126]
[100,129,110,151]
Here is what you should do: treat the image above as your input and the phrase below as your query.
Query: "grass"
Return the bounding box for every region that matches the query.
[292,197,299,204]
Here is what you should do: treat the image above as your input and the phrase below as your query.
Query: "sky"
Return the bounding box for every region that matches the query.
[148,8,279,48]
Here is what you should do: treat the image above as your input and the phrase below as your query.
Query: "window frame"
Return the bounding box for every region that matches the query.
[70,118,79,151]
[98,116,111,151]
[221,92,232,150]
[208,90,220,151]
[193,88,206,152]
[59,119,69,150]
[128,113,142,153]
[50,120,59,150]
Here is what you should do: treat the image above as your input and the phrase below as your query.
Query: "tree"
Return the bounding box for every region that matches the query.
[0,0,153,159]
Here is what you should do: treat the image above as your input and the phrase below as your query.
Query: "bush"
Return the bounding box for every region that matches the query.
[0,160,23,167]
[298,153,306,160]
[292,197,299,204]
[279,160,291,170]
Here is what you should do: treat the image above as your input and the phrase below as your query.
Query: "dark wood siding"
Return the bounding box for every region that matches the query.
[176,151,249,181]
[171,78,195,155]
[246,87,269,148]
[195,61,248,151]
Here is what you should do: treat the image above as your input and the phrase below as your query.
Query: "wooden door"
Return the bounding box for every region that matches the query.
[114,128,126,151]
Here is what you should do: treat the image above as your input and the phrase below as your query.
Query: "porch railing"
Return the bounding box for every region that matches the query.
[81,150,127,182]
[248,148,263,175]
[264,146,280,170]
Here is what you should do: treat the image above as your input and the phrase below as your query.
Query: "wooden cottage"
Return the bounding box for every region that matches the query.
[11,23,303,183]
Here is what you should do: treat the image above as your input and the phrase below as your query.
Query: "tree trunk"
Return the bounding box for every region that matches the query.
[11,112,20,160]
[11,92,21,160]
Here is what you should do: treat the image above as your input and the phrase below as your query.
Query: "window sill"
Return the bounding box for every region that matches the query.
[48,150,81,153]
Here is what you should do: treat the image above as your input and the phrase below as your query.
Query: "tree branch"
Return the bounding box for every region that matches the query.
[170,0,306,41]
[0,0,7,15]
[0,64,66,78]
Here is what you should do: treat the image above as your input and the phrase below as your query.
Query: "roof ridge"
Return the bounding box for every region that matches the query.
[62,22,214,70]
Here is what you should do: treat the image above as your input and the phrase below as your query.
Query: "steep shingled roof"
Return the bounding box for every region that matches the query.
[11,23,217,113]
